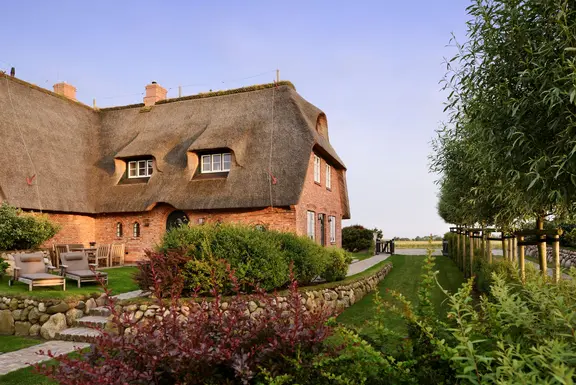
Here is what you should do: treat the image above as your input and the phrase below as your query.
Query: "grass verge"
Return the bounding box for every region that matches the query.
[337,254,465,338]
[0,335,42,354]
[0,267,139,300]
[350,250,373,261]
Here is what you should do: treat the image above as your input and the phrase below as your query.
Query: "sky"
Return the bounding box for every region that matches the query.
[0,1,470,239]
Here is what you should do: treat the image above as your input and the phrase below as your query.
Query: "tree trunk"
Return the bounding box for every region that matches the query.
[537,216,547,277]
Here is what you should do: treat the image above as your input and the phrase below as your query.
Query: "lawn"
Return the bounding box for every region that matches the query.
[350,249,373,261]
[337,254,465,338]
[395,240,442,249]
[0,267,139,300]
[0,335,42,354]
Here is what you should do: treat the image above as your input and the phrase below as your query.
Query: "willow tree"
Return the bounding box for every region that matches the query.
[435,0,576,270]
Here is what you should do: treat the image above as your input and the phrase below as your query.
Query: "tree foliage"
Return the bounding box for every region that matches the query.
[432,0,576,228]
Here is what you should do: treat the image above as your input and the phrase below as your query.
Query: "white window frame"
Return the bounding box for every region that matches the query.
[307,211,315,240]
[128,159,153,178]
[329,216,336,243]
[314,155,321,183]
[326,164,331,189]
[201,153,232,173]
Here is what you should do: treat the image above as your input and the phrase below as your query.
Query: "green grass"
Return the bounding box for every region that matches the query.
[0,267,139,300]
[0,366,57,385]
[350,250,373,261]
[337,254,465,338]
[0,335,42,354]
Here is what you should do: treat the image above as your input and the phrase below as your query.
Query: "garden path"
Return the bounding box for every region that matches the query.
[0,341,89,376]
[347,254,390,276]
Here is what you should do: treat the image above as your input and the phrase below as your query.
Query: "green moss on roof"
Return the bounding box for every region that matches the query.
[0,72,94,111]
[100,81,296,112]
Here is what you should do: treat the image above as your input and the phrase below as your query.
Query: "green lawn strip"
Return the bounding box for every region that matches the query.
[350,250,373,261]
[337,255,465,340]
[0,267,139,300]
[0,365,57,385]
[0,335,43,354]
[394,241,442,249]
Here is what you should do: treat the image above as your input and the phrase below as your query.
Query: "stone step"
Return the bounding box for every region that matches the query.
[56,327,102,342]
[90,306,111,317]
[76,315,108,328]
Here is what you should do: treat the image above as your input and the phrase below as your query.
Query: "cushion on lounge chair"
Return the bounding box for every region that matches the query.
[63,253,83,261]
[20,273,63,280]
[60,251,89,271]
[66,270,108,278]
[20,255,43,263]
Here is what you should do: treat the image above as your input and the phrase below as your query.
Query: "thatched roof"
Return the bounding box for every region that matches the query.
[0,73,349,218]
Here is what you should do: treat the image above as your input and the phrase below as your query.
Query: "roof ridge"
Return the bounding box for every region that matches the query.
[100,81,296,112]
[0,72,94,111]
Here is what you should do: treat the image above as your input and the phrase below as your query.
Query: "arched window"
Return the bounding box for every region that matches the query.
[115,222,123,237]
[133,222,140,238]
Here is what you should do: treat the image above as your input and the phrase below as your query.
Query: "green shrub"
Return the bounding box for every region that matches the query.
[273,231,330,284]
[342,225,373,252]
[152,224,350,295]
[0,203,60,251]
[323,248,351,282]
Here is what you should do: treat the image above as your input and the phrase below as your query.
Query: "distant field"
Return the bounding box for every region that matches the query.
[394,240,504,249]
[395,240,442,249]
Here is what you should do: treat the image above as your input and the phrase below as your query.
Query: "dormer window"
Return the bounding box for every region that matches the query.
[201,153,231,173]
[128,159,153,178]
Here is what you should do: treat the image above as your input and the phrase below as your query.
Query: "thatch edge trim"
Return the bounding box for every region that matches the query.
[100,81,296,112]
[0,72,94,111]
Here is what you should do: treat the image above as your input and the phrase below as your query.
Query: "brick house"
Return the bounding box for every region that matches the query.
[0,73,350,262]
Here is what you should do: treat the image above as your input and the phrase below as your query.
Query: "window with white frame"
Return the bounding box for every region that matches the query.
[328,216,336,243]
[326,164,331,189]
[314,155,321,183]
[307,211,315,240]
[128,159,153,178]
[201,153,232,173]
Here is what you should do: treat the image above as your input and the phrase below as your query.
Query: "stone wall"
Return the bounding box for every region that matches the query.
[525,245,576,268]
[0,294,106,339]
[117,263,393,326]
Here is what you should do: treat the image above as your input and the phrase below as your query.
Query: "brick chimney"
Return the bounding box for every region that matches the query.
[144,81,167,106]
[53,82,77,100]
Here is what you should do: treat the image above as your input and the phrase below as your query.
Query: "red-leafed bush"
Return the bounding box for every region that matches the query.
[36,252,335,385]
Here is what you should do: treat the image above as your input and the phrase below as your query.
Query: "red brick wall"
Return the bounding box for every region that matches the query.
[93,204,296,262]
[295,152,344,248]
[40,213,95,248]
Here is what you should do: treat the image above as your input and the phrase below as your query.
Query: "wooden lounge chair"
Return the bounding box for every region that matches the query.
[110,244,125,266]
[95,244,111,267]
[12,253,65,291]
[53,244,70,268]
[60,251,108,288]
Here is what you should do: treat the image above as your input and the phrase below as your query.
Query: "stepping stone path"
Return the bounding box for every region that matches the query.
[0,340,90,376]
[56,289,149,342]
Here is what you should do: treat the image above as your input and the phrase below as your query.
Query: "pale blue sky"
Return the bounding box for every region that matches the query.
[0,1,469,238]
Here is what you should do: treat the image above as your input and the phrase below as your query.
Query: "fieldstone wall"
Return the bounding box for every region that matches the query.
[0,294,107,338]
[525,245,576,268]
[117,263,393,326]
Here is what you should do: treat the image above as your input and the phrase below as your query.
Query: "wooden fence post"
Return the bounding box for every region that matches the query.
[481,230,486,260]
[518,235,525,283]
[537,217,547,278]
[501,232,507,261]
[487,233,492,264]
[553,234,560,283]
[468,231,474,277]
[512,236,517,262]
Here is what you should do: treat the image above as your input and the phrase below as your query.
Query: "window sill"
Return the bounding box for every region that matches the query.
[118,177,151,185]
[193,172,229,181]
[326,187,332,192]
[314,181,321,186]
